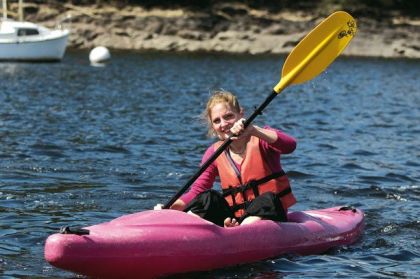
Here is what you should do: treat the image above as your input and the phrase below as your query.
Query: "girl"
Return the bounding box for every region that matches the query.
[156,90,297,227]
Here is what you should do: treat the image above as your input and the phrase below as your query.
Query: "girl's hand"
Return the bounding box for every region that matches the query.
[230,118,255,140]
[153,203,164,210]
[155,199,186,211]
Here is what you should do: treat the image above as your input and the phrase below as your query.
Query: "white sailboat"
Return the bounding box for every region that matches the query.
[0,0,69,61]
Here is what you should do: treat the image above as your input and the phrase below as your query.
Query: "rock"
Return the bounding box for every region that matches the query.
[28,2,420,59]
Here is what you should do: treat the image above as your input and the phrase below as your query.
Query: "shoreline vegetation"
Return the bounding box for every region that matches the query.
[6,0,420,58]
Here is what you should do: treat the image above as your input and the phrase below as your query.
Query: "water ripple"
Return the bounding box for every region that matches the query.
[0,53,419,278]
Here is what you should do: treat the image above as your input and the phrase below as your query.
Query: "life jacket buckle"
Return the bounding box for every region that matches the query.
[246,180,260,197]
[228,186,237,206]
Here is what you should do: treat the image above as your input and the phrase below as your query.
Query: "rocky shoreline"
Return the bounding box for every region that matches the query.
[25,3,420,59]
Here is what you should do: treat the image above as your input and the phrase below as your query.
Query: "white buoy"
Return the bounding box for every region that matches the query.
[89,46,111,64]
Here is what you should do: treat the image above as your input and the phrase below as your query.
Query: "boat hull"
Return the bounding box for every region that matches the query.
[0,30,69,61]
[45,206,364,278]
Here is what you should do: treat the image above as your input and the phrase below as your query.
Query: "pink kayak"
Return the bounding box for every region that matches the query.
[45,206,364,278]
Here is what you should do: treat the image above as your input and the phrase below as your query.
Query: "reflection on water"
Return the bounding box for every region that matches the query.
[0,51,419,277]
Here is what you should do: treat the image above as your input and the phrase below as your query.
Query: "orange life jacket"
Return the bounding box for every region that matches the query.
[214,136,296,218]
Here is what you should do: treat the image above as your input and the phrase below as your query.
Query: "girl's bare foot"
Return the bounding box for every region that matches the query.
[224,217,239,228]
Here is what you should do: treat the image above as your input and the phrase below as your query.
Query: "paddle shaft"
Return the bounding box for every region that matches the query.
[163,90,278,209]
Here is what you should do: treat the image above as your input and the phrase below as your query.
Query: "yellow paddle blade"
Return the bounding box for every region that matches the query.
[274,11,357,93]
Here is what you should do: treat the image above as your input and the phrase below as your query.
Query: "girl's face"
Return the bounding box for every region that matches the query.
[210,102,242,140]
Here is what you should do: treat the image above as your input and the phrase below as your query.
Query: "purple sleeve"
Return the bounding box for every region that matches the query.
[260,126,297,172]
[179,145,218,205]
[263,126,297,154]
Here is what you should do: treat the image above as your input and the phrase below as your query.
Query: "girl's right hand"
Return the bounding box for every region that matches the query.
[153,203,164,210]
[230,119,255,140]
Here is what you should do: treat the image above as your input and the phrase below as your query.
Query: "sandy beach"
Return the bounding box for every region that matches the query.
[23,3,420,59]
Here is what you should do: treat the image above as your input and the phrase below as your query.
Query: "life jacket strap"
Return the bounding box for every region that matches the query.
[228,187,292,213]
[222,170,291,214]
[222,170,286,198]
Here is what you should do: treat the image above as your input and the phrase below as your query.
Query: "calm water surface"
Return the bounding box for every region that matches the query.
[0,51,419,278]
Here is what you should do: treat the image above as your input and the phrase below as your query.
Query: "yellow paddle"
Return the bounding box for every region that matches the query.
[276,11,356,92]
[164,11,357,209]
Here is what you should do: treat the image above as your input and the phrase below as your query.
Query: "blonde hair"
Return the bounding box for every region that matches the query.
[203,90,241,137]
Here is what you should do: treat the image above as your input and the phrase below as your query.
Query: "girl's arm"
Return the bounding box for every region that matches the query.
[263,126,297,154]
[173,146,218,210]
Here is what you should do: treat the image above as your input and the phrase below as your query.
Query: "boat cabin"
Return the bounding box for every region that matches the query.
[0,19,48,40]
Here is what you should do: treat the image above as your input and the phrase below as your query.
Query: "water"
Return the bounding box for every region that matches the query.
[0,51,419,278]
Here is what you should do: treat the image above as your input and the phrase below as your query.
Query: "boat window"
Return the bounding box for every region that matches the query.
[17,28,39,36]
